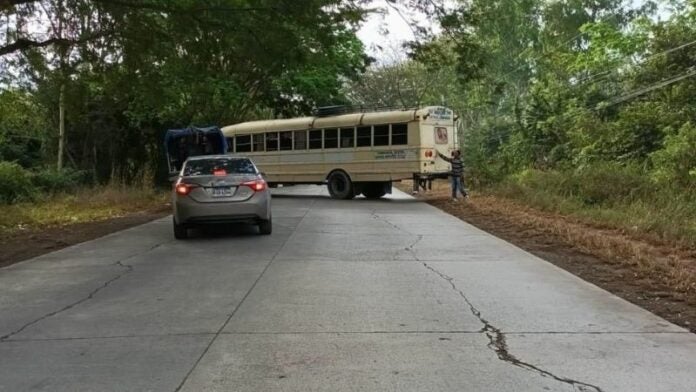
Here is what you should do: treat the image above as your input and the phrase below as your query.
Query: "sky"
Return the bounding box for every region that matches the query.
[357,0,675,63]
[357,1,438,64]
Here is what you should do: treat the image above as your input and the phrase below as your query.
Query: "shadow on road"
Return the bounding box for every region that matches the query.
[270,194,331,200]
[271,194,423,204]
[187,223,262,239]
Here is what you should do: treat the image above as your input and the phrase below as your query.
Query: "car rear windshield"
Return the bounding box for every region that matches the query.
[183,158,256,176]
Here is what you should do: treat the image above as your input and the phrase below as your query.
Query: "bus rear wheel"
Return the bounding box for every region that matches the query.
[362,183,387,199]
[327,171,354,200]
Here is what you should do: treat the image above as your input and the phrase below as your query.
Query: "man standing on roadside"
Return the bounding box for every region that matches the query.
[438,150,467,201]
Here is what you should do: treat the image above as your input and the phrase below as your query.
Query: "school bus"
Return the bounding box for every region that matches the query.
[221,106,458,199]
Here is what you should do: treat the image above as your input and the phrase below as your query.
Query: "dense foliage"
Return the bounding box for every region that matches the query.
[411,0,695,191]
[346,1,695,193]
[1,0,369,189]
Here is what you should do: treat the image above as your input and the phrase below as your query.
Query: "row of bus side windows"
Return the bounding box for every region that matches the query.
[229,123,408,153]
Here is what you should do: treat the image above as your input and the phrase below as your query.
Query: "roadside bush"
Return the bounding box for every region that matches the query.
[0,161,36,204]
[32,167,91,194]
[572,162,654,205]
[512,168,569,195]
[650,122,696,190]
[507,162,654,206]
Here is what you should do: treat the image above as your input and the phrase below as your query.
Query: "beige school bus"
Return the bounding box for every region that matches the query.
[221,106,458,199]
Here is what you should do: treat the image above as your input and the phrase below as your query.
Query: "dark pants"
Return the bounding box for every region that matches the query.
[450,176,465,198]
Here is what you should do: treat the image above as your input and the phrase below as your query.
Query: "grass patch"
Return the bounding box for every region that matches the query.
[0,185,168,235]
[491,167,696,249]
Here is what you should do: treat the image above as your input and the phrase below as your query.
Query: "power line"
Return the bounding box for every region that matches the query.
[534,67,696,122]
[599,67,696,109]
[653,38,696,58]
[576,38,696,86]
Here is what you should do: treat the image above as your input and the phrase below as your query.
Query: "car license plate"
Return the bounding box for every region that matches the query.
[211,187,233,197]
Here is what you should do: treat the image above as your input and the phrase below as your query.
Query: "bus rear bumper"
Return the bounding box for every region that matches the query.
[411,172,450,192]
[415,172,450,180]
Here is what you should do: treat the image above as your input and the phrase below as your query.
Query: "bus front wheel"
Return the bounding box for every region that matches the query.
[327,171,355,200]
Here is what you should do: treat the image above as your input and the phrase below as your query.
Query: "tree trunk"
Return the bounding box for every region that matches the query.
[93,141,98,183]
[57,83,65,170]
[56,0,66,170]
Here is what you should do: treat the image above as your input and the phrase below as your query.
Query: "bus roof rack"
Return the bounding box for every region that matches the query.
[312,104,418,117]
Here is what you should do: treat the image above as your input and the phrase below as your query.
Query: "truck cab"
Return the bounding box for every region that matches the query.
[164,126,228,178]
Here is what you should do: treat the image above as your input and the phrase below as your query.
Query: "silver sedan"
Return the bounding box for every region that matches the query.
[172,155,271,239]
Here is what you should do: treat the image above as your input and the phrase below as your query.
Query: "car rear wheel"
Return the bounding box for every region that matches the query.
[258,217,272,235]
[327,171,354,200]
[173,217,188,239]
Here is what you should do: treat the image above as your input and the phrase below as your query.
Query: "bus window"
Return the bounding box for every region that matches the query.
[252,134,265,152]
[236,135,251,152]
[266,132,279,151]
[226,138,234,152]
[280,131,293,151]
[391,123,408,145]
[309,130,322,149]
[434,127,448,144]
[294,130,307,150]
[373,125,389,146]
[356,126,371,147]
[324,128,338,149]
[340,127,355,148]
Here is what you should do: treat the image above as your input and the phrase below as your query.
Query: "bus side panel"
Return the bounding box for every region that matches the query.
[246,151,327,184]
[250,151,418,183]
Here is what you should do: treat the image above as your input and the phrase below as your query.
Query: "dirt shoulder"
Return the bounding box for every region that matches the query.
[0,207,169,269]
[399,182,696,333]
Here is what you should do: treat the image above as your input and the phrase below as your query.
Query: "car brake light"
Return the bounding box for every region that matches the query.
[213,169,227,176]
[242,179,267,192]
[175,183,197,196]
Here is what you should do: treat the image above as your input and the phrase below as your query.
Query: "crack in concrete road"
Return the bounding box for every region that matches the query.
[405,235,423,261]
[362,211,605,390]
[371,212,424,261]
[0,241,170,342]
[423,263,605,392]
[371,211,415,235]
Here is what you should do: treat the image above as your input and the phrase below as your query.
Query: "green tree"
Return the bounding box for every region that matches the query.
[1,0,370,183]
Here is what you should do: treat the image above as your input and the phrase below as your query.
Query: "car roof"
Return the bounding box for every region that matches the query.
[185,154,249,161]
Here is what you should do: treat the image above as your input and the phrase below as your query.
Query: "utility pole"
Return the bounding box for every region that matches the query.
[56,0,66,170]
[58,83,65,170]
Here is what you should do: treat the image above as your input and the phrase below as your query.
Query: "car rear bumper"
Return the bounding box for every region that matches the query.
[174,192,270,225]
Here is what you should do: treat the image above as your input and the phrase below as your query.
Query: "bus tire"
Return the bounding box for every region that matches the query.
[362,183,387,199]
[327,170,354,200]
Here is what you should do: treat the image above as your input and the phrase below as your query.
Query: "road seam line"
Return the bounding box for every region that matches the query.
[5,329,687,343]
[173,200,315,392]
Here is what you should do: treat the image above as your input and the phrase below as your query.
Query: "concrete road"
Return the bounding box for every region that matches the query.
[1,186,695,392]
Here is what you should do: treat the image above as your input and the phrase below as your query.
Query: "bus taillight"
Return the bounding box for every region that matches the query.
[425,150,433,158]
